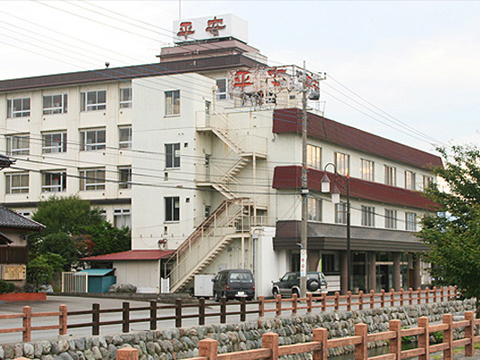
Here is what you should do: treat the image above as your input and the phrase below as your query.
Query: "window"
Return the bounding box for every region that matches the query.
[385,209,397,229]
[42,132,67,153]
[361,159,374,181]
[335,152,350,176]
[81,90,106,111]
[43,94,68,115]
[165,90,180,116]
[120,88,132,108]
[118,166,132,189]
[423,175,434,190]
[165,143,180,168]
[335,203,347,224]
[119,126,132,149]
[114,209,131,229]
[6,135,29,156]
[216,79,228,100]
[405,212,417,231]
[6,172,29,194]
[307,197,321,222]
[42,171,67,192]
[79,168,105,191]
[405,170,415,190]
[384,165,396,186]
[7,98,30,118]
[165,196,180,222]
[307,144,321,169]
[80,128,106,151]
[361,206,375,227]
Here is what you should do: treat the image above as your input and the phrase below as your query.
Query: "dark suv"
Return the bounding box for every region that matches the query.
[271,271,327,297]
[212,269,255,301]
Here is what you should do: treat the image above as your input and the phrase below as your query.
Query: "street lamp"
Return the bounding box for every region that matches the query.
[321,162,351,294]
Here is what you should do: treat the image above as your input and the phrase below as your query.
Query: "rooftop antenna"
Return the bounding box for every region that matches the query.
[179,0,181,20]
[105,62,110,68]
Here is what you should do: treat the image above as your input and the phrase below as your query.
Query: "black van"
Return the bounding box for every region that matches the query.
[212,269,255,301]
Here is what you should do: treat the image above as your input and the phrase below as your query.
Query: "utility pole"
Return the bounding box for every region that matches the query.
[300,61,308,298]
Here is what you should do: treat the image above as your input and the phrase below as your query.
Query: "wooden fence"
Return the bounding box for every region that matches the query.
[0,286,457,342]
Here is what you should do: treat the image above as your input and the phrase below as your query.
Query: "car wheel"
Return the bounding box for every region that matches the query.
[272,287,280,298]
[214,291,221,302]
[307,279,320,292]
[292,288,300,298]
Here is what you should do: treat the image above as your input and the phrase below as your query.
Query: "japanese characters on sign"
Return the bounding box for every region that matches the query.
[173,15,248,43]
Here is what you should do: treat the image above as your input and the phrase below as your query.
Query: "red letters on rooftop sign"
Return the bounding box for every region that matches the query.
[233,70,253,91]
[205,16,226,36]
[177,22,195,39]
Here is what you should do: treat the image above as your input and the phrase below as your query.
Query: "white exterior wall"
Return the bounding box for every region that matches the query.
[113,260,160,292]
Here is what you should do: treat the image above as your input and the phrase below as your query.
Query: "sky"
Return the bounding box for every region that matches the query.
[1,0,479,155]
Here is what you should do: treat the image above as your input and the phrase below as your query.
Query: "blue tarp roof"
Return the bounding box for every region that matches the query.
[75,269,115,277]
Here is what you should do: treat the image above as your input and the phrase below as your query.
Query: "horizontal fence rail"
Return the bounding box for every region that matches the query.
[185,311,479,360]
[0,286,457,342]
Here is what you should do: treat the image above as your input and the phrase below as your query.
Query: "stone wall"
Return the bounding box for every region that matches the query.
[2,300,475,360]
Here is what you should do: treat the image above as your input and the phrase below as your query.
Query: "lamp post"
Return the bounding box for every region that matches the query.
[321,162,351,293]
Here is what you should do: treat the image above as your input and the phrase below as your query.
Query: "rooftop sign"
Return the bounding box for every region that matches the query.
[173,14,248,43]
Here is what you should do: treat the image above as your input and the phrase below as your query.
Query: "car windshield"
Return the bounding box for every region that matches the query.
[229,272,253,282]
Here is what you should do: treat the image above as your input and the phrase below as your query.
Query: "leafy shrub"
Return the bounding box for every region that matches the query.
[0,279,16,294]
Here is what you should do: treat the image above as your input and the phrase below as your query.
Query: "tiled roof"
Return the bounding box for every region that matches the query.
[81,249,175,262]
[0,206,45,231]
[273,108,443,170]
[273,166,438,210]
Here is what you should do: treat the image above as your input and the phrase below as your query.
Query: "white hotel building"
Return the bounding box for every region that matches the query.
[0,15,441,296]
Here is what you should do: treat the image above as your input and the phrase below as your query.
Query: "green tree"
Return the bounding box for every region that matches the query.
[37,232,78,271]
[26,254,65,291]
[419,145,480,314]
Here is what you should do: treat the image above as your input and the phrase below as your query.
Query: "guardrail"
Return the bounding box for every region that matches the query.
[0,286,457,342]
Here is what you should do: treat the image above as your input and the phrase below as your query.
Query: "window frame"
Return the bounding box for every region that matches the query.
[423,175,434,190]
[79,168,106,191]
[119,126,132,149]
[335,203,347,224]
[6,134,29,156]
[334,152,350,176]
[114,208,131,229]
[384,209,397,229]
[216,78,228,100]
[80,128,106,151]
[43,94,68,115]
[361,206,375,227]
[307,144,321,170]
[361,159,374,181]
[165,196,180,222]
[165,143,181,169]
[81,90,106,111]
[7,98,30,118]
[5,172,29,194]
[42,132,67,154]
[165,90,180,116]
[118,166,132,189]
[119,88,132,109]
[41,171,67,193]
[405,212,417,231]
[307,197,322,222]
[384,165,396,186]
[405,170,416,190]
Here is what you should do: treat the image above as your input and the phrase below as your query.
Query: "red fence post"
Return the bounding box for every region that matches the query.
[440,286,445,302]
[92,303,100,336]
[354,323,368,360]
[292,293,298,315]
[59,304,67,336]
[259,296,265,317]
[262,332,279,360]
[313,328,328,360]
[322,293,327,312]
[409,287,413,305]
[389,319,402,360]
[433,286,437,303]
[276,294,282,316]
[117,347,139,360]
[307,293,313,313]
[465,311,475,357]
[334,292,339,311]
[358,291,363,311]
[425,287,430,304]
[443,313,453,360]
[22,306,31,342]
[418,317,429,360]
[400,288,404,306]
[390,289,395,307]
[370,290,375,309]
[347,291,352,311]
[199,339,218,360]
[417,287,422,305]
[380,290,385,308]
